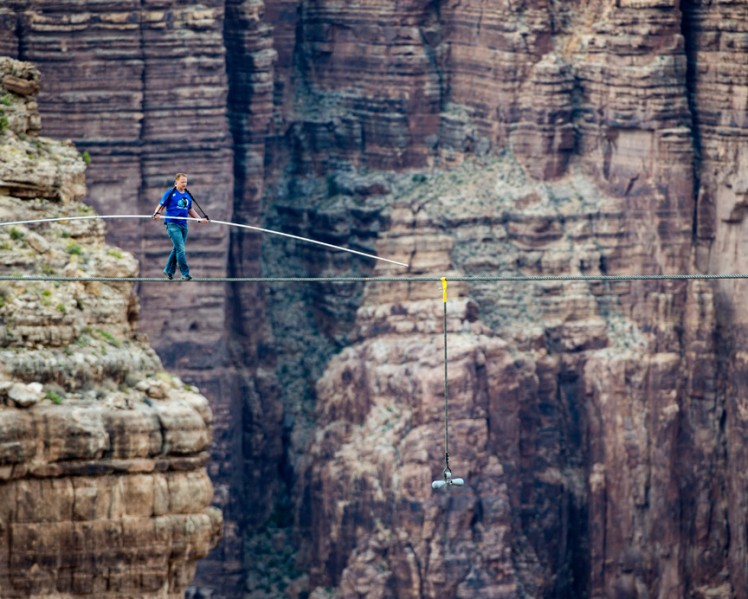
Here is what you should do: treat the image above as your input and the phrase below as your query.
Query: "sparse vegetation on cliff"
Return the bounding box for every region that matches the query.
[0,56,222,597]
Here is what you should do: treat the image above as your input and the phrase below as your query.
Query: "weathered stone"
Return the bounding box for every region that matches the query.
[145,381,167,399]
[3,0,748,597]
[24,230,50,253]
[0,57,222,599]
[8,382,41,408]
[2,74,39,96]
[0,58,42,137]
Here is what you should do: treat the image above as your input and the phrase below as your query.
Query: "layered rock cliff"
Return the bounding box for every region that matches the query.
[0,57,222,598]
[3,1,748,598]
[294,158,718,598]
[1,4,249,592]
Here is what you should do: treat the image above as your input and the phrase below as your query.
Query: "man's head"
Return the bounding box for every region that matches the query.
[175,173,188,191]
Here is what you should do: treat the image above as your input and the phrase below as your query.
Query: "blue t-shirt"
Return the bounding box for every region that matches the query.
[160,188,192,227]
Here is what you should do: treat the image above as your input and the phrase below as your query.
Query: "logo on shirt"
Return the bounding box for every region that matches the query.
[177,197,188,209]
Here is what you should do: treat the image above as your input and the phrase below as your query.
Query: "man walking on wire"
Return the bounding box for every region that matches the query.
[152,173,207,280]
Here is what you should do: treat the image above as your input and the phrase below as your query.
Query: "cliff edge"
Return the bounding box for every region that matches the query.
[0,57,222,598]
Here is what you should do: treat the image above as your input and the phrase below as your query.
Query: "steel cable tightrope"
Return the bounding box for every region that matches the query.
[2,273,748,283]
[4,214,748,283]
[5,214,748,492]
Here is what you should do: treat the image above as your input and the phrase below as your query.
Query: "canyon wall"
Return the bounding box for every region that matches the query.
[685,0,748,592]
[0,2,248,593]
[0,57,222,597]
[2,0,748,598]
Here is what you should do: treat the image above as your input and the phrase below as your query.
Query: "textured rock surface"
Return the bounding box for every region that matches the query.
[292,158,713,597]
[1,3,247,592]
[685,1,748,595]
[4,1,748,598]
[0,58,221,598]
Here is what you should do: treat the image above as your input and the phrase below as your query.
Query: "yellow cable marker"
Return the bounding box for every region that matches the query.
[432,275,465,490]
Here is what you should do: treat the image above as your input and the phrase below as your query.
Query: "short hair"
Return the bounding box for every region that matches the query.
[175,173,188,181]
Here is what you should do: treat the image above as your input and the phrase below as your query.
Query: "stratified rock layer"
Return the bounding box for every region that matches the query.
[685,1,748,594]
[0,4,246,591]
[3,0,748,598]
[293,156,719,597]
[0,58,221,599]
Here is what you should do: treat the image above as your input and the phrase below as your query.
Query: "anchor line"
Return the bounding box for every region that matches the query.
[441,277,450,471]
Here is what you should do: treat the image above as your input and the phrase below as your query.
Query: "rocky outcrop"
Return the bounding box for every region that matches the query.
[275,2,705,594]
[290,156,721,597]
[0,4,248,591]
[683,1,748,594]
[3,1,748,598]
[0,58,221,598]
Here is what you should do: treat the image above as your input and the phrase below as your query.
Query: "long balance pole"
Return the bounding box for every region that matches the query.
[0,214,408,268]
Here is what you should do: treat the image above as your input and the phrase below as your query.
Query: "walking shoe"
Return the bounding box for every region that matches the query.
[165,273,173,280]
[180,275,193,281]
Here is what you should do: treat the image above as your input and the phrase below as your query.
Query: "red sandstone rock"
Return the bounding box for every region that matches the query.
[0,58,222,598]
[2,74,39,96]
[3,0,748,597]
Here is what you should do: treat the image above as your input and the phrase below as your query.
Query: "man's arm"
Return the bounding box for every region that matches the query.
[153,188,173,219]
[188,207,208,223]
[152,191,168,219]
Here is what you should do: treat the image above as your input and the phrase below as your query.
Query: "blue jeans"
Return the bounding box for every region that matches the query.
[164,223,190,277]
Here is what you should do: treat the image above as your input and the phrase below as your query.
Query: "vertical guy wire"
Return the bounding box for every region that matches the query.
[441,277,449,470]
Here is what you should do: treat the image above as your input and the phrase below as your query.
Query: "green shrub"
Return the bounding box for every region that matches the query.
[96,328,121,348]
[66,242,82,255]
[0,94,11,107]
[81,150,91,165]
[45,390,63,405]
[9,228,23,241]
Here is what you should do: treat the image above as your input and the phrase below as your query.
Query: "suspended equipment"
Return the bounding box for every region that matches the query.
[432,277,465,490]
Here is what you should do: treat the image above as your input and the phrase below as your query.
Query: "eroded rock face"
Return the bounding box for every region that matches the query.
[2,1,748,599]
[1,6,250,591]
[0,3,271,591]
[0,58,221,599]
[292,158,720,598]
[684,1,748,595]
